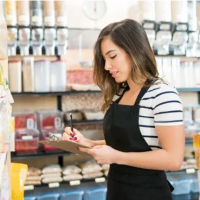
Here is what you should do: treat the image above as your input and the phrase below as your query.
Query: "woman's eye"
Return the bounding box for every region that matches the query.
[110,55,116,59]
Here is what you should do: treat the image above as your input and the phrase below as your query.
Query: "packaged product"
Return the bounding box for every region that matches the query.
[83,172,103,179]
[62,165,82,175]
[42,176,63,183]
[42,164,62,174]
[11,163,28,200]
[63,174,83,181]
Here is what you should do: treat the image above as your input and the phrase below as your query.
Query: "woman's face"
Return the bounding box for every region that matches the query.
[101,37,132,83]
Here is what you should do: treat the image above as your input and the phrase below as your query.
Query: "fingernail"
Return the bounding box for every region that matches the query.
[70,133,73,136]
[77,147,80,150]
[69,137,72,140]
[91,146,94,148]
[73,137,77,141]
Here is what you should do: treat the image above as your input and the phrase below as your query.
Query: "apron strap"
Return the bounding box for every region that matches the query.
[135,86,149,106]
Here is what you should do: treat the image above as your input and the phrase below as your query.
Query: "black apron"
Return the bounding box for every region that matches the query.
[103,85,174,200]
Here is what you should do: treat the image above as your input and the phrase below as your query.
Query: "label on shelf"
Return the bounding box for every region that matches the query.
[22,136,33,140]
[69,180,81,186]
[49,182,60,188]
[24,185,34,191]
[186,168,195,174]
[95,177,106,183]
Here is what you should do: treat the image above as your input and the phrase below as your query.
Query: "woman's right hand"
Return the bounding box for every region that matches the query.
[62,127,86,144]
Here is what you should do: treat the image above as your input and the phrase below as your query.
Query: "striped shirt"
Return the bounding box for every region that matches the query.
[112,81,183,150]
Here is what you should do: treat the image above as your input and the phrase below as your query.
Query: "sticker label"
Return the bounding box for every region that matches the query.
[186,168,195,174]
[69,180,81,186]
[49,182,60,188]
[22,136,33,140]
[24,185,34,191]
[95,177,106,183]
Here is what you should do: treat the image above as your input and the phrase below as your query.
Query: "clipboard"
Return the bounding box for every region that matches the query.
[39,140,91,156]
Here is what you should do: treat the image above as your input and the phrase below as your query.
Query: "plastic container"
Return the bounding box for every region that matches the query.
[8,60,22,93]
[23,57,35,92]
[30,1,43,26]
[17,1,30,26]
[83,187,107,200]
[24,196,36,200]
[50,61,67,92]
[167,173,193,195]
[60,190,84,200]
[37,193,60,200]
[41,129,64,152]
[55,1,68,26]
[38,110,64,130]
[44,1,55,26]
[34,60,50,92]
[5,1,17,26]
[15,129,39,153]
[14,112,37,130]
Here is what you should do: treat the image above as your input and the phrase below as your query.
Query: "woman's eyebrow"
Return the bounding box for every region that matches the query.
[105,50,116,55]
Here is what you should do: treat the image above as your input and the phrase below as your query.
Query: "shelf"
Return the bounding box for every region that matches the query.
[177,88,200,92]
[11,90,102,97]
[11,151,71,161]
[185,139,193,146]
[65,119,103,125]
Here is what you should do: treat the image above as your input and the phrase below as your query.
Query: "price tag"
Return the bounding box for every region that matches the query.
[186,168,195,174]
[24,185,34,191]
[95,177,106,183]
[49,182,60,188]
[69,180,81,186]
[22,136,33,140]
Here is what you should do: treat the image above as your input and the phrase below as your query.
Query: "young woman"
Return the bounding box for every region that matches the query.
[62,19,185,200]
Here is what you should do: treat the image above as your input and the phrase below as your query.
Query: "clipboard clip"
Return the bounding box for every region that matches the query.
[48,133,60,142]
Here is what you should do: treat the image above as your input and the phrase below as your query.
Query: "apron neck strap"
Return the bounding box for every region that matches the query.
[135,86,149,106]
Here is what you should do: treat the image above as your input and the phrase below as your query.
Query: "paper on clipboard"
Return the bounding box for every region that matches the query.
[39,140,91,156]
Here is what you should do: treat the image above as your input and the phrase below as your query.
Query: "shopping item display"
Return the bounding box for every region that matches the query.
[5,1,68,56]
[9,59,68,93]
[25,167,41,185]
[41,164,63,184]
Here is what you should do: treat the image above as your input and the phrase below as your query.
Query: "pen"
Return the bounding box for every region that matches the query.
[70,113,74,137]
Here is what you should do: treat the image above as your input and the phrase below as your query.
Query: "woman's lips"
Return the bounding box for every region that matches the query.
[111,71,119,78]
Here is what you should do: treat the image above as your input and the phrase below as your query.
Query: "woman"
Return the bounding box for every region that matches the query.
[62,19,185,200]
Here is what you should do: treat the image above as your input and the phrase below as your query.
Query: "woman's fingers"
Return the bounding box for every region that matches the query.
[62,132,70,140]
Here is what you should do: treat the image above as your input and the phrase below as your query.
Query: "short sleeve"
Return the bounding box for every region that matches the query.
[152,84,183,126]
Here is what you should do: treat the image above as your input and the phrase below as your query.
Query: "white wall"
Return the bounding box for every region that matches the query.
[66,1,139,29]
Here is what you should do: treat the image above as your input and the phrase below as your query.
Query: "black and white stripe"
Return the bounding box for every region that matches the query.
[112,81,183,150]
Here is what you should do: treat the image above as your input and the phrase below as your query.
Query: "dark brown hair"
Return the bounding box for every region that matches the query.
[93,19,160,112]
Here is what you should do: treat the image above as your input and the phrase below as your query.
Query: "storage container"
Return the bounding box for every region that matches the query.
[43,1,55,26]
[17,1,30,26]
[50,61,67,92]
[30,1,43,26]
[167,173,193,195]
[5,1,17,26]
[24,196,36,200]
[8,60,22,93]
[38,110,64,130]
[15,128,39,153]
[60,190,84,200]
[34,60,50,92]
[14,112,37,130]
[22,57,34,92]
[83,187,107,200]
[41,129,64,152]
[37,193,60,200]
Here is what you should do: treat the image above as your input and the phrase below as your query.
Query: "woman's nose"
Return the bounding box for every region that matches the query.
[104,61,112,71]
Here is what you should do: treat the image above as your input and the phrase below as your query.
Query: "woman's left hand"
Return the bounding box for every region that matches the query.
[79,145,118,165]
